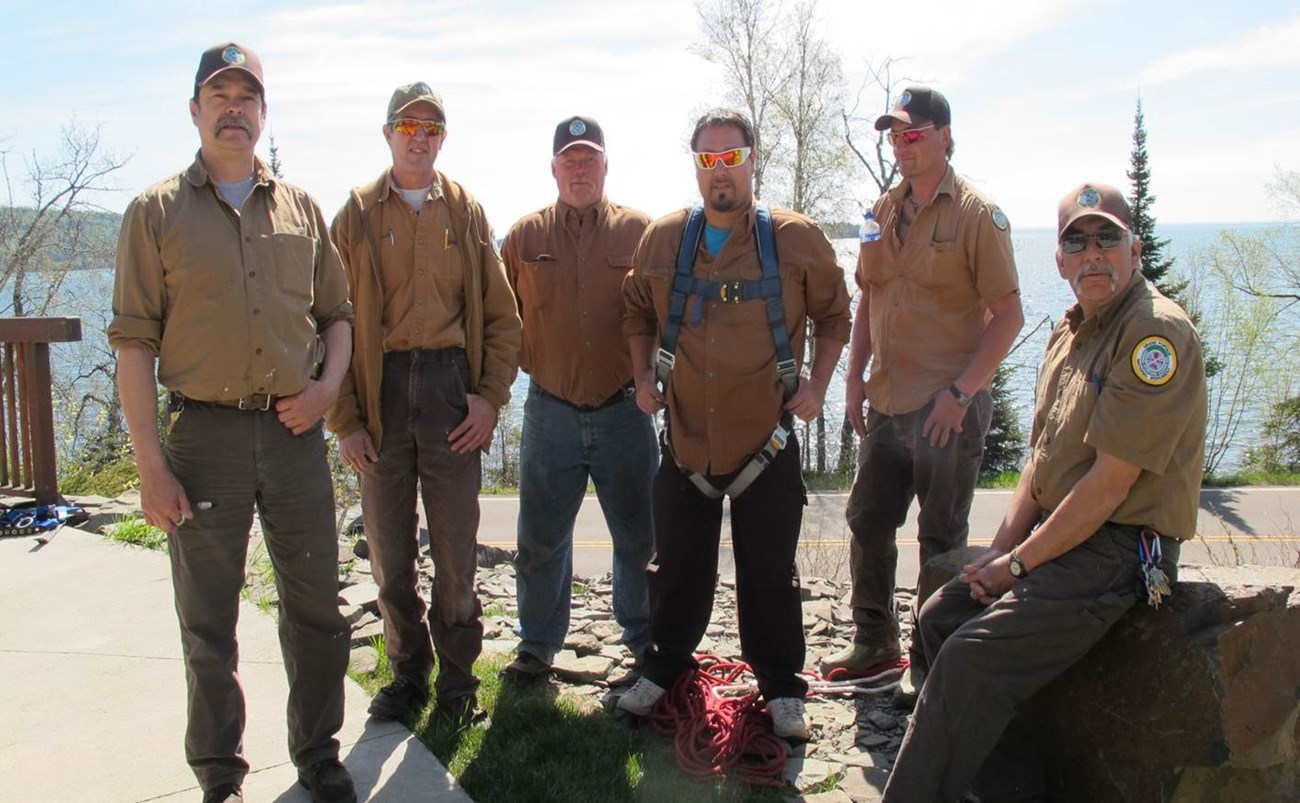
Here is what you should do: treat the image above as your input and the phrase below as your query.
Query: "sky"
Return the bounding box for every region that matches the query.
[2,0,1299,235]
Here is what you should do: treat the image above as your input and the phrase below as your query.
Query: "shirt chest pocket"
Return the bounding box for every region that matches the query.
[270,232,317,304]
[916,241,973,297]
[857,240,891,287]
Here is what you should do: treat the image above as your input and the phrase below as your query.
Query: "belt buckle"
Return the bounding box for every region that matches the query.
[239,394,273,411]
[719,281,744,304]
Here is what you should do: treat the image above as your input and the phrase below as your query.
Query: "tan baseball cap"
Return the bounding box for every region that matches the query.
[387,82,445,122]
[1058,183,1132,237]
[195,42,264,95]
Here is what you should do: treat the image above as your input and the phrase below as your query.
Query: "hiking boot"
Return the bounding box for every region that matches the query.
[434,694,489,731]
[891,663,925,711]
[501,651,551,685]
[201,784,243,803]
[607,648,649,688]
[367,675,429,721]
[820,642,902,677]
[297,758,356,803]
[615,676,666,716]
[766,696,809,741]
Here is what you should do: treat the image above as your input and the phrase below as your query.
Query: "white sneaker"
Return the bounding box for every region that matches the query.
[766,696,808,740]
[616,677,666,716]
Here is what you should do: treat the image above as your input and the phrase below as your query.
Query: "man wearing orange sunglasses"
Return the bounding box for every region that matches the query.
[826,86,1025,697]
[499,116,657,687]
[326,82,521,729]
[618,109,851,741]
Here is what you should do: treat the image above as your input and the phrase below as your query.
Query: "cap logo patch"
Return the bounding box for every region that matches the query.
[221,46,245,66]
[411,82,431,95]
[1077,187,1101,208]
[1132,336,1177,386]
[898,90,912,109]
[992,207,1009,231]
[569,120,587,136]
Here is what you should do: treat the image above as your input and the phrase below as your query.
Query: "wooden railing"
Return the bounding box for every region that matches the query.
[0,317,82,505]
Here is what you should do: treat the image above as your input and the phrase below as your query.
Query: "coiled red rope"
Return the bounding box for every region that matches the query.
[640,654,910,787]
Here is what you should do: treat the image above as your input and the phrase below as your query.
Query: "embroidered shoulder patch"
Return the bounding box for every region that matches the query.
[1131,336,1177,386]
[991,206,1009,231]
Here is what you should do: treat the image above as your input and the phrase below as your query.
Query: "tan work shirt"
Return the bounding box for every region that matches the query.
[856,166,1019,415]
[109,155,352,400]
[503,197,649,406]
[373,176,466,352]
[624,202,851,475]
[1029,272,1207,539]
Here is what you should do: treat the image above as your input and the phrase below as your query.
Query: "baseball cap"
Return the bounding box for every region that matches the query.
[553,116,605,155]
[875,86,951,131]
[387,82,445,122]
[1057,183,1132,237]
[195,42,264,95]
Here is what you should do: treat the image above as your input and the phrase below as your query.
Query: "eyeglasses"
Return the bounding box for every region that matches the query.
[390,119,446,137]
[1060,228,1127,255]
[693,147,752,170]
[887,124,935,147]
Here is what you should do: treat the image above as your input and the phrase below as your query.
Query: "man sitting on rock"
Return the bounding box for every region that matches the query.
[881,182,1208,803]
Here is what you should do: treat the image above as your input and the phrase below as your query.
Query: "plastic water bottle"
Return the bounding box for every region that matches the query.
[859,210,881,243]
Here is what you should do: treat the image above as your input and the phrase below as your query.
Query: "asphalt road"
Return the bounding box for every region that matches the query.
[473,486,1300,587]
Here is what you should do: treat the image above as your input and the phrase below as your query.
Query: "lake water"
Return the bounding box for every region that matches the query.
[45,221,1286,473]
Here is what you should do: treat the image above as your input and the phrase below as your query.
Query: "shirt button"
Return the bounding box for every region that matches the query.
[257,385,265,392]
[245,236,251,243]
[253,308,260,315]
[255,348,263,355]
[709,407,716,413]
[248,271,256,278]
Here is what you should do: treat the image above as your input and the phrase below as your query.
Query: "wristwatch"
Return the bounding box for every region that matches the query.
[949,384,973,408]
[1008,549,1029,579]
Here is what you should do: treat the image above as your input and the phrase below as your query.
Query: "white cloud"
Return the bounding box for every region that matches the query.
[1138,15,1300,86]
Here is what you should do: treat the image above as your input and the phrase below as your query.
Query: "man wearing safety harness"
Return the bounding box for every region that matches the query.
[827,86,1025,691]
[617,109,851,740]
[881,183,1207,802]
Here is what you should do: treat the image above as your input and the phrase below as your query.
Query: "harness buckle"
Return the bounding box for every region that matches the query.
[656,347,676,371]
[768,423,789,453]
[718,281,745,304]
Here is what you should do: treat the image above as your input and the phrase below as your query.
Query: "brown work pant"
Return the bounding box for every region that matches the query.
[362,349,483,704]
[165,403,348,792]
[882,523,1181,803]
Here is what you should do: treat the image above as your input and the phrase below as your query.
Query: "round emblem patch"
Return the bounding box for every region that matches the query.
[992,207,1009,231]
[569,120,587,136]
[221,46,245,66]
[1077,187,1101,208]
[411,82,431,95]
[898,90,912,108]
[1131,336,1177,386]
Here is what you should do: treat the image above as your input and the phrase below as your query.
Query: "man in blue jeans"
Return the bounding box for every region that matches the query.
[500,116,657,682]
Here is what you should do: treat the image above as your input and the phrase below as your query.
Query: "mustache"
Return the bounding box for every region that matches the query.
[1077,261,1115,280]
[215,114,252,135]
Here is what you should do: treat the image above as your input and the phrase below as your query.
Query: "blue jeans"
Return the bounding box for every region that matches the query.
[514,384,657,663]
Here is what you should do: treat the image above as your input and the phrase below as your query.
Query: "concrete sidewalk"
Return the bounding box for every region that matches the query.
[0,526,471,803]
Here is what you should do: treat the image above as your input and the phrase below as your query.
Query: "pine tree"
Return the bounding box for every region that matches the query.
[268,133,285,179]
[1127,99,1184,300]
[981,364,1026,480]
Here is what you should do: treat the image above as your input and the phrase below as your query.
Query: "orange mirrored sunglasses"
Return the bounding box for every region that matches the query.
[390,119,446,137]
[693,147,752,170]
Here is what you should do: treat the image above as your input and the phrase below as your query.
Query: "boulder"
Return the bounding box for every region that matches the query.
[923,551,1300,802]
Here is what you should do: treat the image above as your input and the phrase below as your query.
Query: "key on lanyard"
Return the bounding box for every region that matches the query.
[1138,528,1171,608]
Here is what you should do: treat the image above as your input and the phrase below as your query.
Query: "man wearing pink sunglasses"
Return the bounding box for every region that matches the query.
[827,86,1025,696]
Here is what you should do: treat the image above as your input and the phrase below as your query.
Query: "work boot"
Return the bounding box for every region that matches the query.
[820,642,902,677]
[201,783,242,803]
[297,758,357,803]
[766,696,809,741]
[891,663,925,710]
[501,651,551,685]
[607,648,649,688]
[367,675,429,721]
[616,676,666,716]
[434,694,489,731]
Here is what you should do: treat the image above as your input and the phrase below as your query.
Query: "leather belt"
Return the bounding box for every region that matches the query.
[171,392,279,411]
[531,381,634,413]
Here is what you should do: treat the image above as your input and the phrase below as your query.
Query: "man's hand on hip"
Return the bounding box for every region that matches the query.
[276,379,337,435]
[449,393,498,454]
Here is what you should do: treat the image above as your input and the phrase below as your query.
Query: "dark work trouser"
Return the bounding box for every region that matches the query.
[845,391,993,652]
[361,348,483,704]
[642,436,809,701]
[882,523,1181,803]
[165,402,348,792]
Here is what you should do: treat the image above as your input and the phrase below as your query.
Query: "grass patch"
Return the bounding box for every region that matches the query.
[978,471,1021,489]
[1203,470,1300,487]
[482,601,514,619]
[105,516,167,551]
[59,454,140,498]
[351,640,795,802]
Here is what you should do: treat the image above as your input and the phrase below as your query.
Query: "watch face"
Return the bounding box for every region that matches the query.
[1009,557,1025,577]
